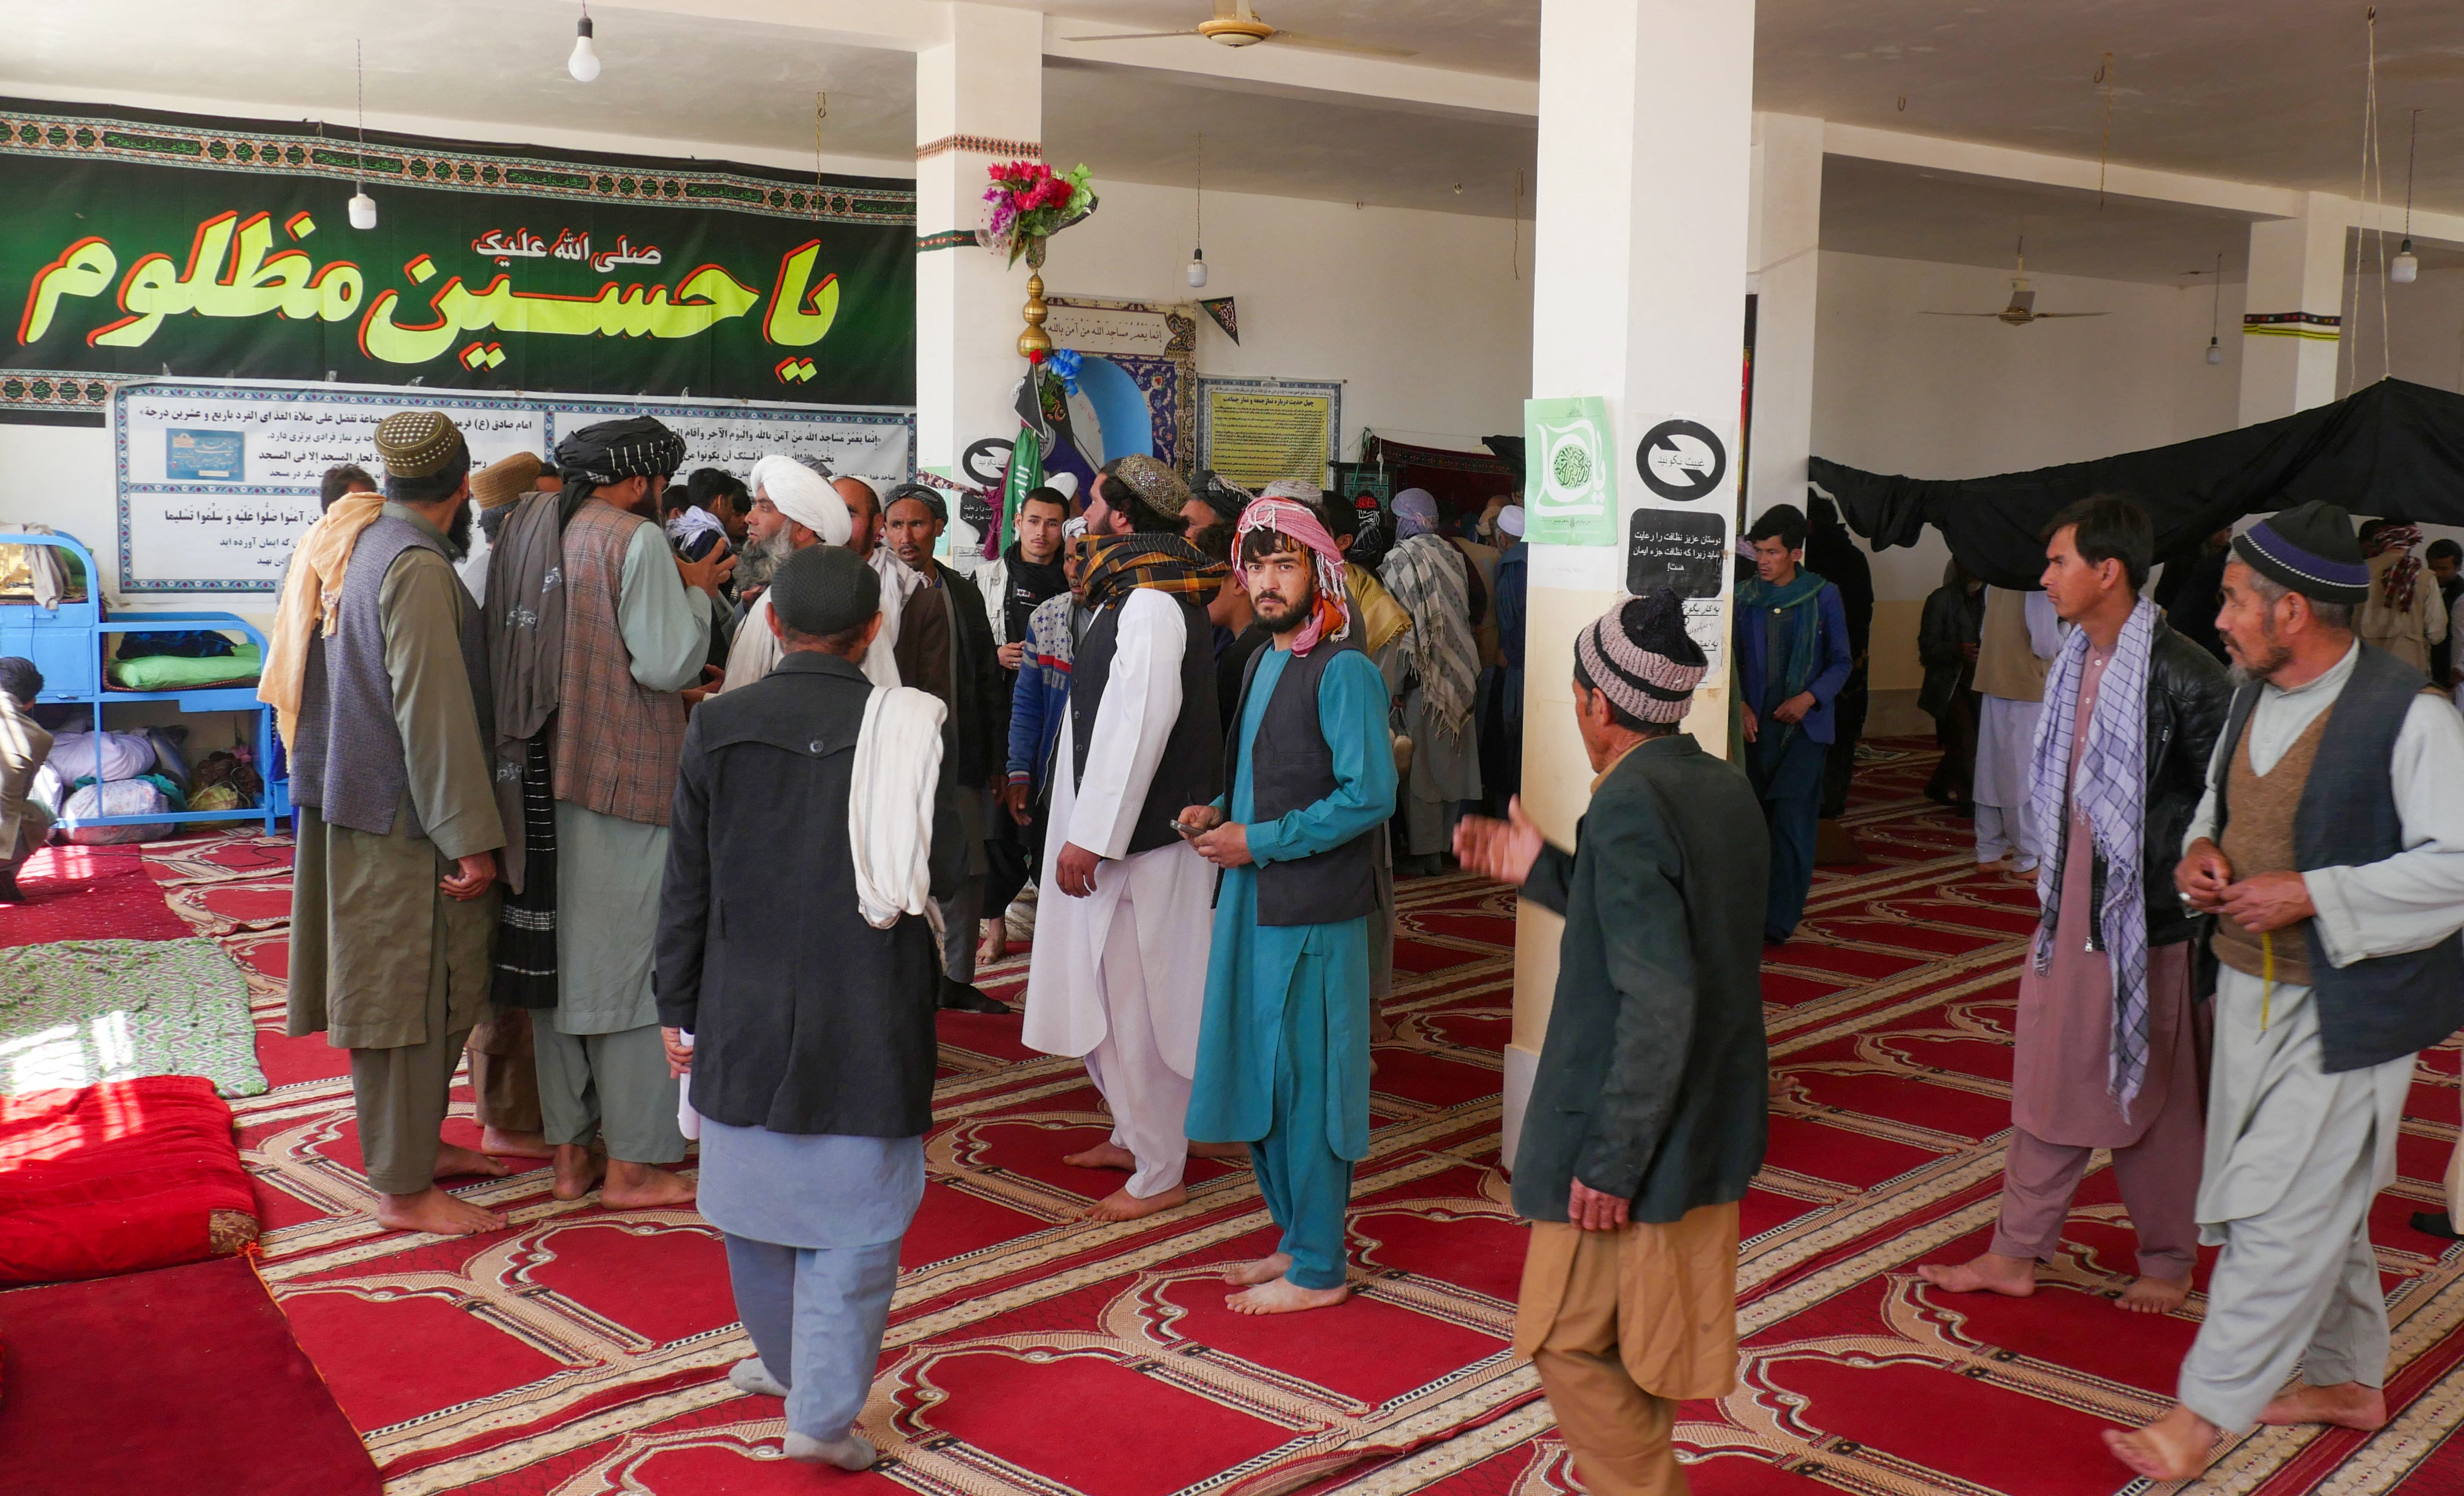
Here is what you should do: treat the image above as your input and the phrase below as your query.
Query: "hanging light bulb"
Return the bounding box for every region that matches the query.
[348,40,376,230]
[569,5,601,83]
[2393,237,2420,285]
[1185,133,1208,289]
[2201,250,2222,364]
[2206,336,2222,366]
[2392,109,2422,284]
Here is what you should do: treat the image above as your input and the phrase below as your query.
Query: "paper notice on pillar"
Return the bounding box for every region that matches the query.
[1625,413,1734,510]
[1682,599,1726,674]
[1523,396,1618,548]
[1626,509,1729,599]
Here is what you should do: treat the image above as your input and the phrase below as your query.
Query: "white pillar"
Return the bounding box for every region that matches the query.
[1504,0,1756,1169]
[2238,192,2349,425]
[1745,111,1823,524]
[915,3,1043,562]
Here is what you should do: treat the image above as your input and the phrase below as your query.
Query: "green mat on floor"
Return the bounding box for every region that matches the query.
[0,938,266,1098]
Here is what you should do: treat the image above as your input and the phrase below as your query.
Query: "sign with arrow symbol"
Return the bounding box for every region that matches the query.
[1635,417,1726,503]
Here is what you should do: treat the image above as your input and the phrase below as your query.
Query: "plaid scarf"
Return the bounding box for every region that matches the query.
[1078,532,1224,610]
[2028,597,2154,1106]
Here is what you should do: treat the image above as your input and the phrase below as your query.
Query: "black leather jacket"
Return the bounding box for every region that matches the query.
[2043,620,2231,951]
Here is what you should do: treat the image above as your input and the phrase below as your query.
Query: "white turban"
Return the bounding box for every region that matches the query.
[1495,504,1526,538]
[1044,472,1080,502]
[751,454,850,547]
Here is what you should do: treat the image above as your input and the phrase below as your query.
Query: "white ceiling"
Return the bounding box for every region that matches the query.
[6,0,2464,277]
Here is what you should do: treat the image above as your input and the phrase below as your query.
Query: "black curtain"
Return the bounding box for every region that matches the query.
[1812,378,2464,590]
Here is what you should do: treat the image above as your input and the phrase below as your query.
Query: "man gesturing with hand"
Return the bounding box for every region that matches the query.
[1453,590,1768,1496]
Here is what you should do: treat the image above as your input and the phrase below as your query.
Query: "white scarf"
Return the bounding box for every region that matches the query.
[849,683,946,931]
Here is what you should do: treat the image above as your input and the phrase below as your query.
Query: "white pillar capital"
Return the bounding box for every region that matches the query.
[2238,192,2350,426]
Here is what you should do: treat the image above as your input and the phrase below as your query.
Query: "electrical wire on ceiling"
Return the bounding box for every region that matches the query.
[1511,167,1523,282]
[812,92,827,220]
[2352,6,2391,392]
[2094,52,2115,210]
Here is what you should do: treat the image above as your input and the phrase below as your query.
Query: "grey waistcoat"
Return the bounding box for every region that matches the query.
[2210,642,2464,1074]
[1070,592,1221,857]
[1223,634,1379,926]
[293,515,488,839]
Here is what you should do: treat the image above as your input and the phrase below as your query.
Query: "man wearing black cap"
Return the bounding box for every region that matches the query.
[483,415,733,1210]
[879,483,1008,1012]
[1455,590,1768,1496]
[288,410,510,1236]
[2110,501,2464,1481]
[658,544,960,1472]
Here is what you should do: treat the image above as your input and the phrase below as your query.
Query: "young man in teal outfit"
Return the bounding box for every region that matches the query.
[1181,496,1396,1315]
[1735,503,1852,944]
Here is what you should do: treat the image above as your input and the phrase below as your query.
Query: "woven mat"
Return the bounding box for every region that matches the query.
[0,937,267,1098]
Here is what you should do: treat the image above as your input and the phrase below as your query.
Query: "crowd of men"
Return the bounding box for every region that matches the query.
[263,407,2464,1488]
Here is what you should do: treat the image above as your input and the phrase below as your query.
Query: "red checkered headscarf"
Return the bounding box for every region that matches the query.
[1234,497,1350,655]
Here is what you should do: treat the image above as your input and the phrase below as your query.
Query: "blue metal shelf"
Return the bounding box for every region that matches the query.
[0,531,288,837]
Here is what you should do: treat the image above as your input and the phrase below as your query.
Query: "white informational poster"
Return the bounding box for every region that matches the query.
[115,380,912,593]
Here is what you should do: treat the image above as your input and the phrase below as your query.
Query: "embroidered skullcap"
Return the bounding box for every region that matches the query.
[1495,504,1526,538]
[886,483,948,525]
[554,416,686,486]
[1576,590,1706,724]
[470,451,543,510]
[1262,478,1323,505]
[1393,488,1440,540]
[374,410,466,479]
[2232,500,2370,605]
[1104,454,1191,517]
[751,454,852,547]
[771,543,880,638]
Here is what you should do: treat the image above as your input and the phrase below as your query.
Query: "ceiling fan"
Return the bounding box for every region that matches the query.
[1065,1,1417,59]
[1922,241,2105,326]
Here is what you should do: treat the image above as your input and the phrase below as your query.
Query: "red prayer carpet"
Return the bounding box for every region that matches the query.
[70,742,2464,1494]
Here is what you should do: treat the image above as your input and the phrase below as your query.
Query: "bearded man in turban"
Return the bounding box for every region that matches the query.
[482,416,731,1209]
[1182,498,1396,1315]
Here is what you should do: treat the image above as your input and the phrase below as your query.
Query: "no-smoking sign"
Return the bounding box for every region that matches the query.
[1634,418,1727,503]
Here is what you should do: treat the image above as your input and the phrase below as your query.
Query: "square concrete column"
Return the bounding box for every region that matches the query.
[2238,192,2350,425]
[1504,0,1756,1169]
[1746,112,1823,523]
[916,3,1043,562]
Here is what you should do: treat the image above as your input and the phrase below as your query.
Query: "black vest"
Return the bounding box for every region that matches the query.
[2211,643,2464,1074]
[1072,591,1221,855]
[1224,634,1381,926]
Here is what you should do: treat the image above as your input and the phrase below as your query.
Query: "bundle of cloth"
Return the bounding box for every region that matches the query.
[32,724,192,844]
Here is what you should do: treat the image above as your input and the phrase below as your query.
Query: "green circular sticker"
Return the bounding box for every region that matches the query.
[1552,444,1593,491]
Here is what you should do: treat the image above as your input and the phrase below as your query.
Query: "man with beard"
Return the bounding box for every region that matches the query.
[716,457,852,694]
[285,411,510,1236]
[975,484,1075,963]
[1183,496,1395,1314]
[1022,456,1228,1220]
[2108,502,2464,1480]
[483,416,730,1210]
[883,484,1010,1013]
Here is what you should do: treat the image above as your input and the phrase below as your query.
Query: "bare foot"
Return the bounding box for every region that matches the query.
[434,1140,512,1181]
[1226,1252,1293,1286]
[2260,1381,2388,1430]
[1915,1251,2036,1297]
[1084,1183,1185,1222]
[1228,1276,1349,1315]
[1062,1142,1136,1171]
[552,1143,607,1201]
[1369,1012,1397,1043]
[2104,1405,2221,1480]
[977,919,1007,964]
[1189,1140,1250,1161]
[375,1185,506,1236]
[599,1158,696,1209]
[480,1126,557,1160]
[2118,1272,2191,1314]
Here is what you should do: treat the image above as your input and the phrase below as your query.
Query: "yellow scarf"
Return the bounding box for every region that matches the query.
[257,492,384,751]
[1347,563,1412,655]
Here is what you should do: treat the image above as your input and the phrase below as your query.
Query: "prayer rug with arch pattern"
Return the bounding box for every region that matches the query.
[136,742,2464,1495]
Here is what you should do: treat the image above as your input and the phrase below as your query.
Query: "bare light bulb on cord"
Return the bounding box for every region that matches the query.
[569,5,601,83]
[1186,133,1208,289]
[348,39,376,230]
[2392,109,2422,284]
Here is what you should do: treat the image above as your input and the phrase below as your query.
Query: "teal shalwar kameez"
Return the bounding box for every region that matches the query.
[1188,645,1396,1290]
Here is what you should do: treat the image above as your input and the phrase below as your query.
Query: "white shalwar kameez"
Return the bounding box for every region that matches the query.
[2175,643,2464,1432]
[1021,588,1215,1201]
[1974,589,2061,869]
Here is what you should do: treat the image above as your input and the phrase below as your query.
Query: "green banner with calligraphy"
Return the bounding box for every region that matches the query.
[1,98,915,410]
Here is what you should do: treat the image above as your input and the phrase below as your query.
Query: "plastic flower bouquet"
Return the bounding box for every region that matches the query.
[981,160,1098,268]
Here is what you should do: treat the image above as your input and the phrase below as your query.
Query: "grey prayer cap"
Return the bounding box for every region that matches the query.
[771,544,880,637]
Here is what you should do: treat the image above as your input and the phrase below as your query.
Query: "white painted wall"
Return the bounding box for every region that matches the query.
[1809,250,2247,695]
[1048,177,1534,457]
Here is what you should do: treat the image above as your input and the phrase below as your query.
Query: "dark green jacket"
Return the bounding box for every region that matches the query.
[1510,734,1771,1224]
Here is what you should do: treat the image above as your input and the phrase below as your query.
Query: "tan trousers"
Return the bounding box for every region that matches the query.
[466,1005,543,1136]
[1515,1203,1741,1496]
